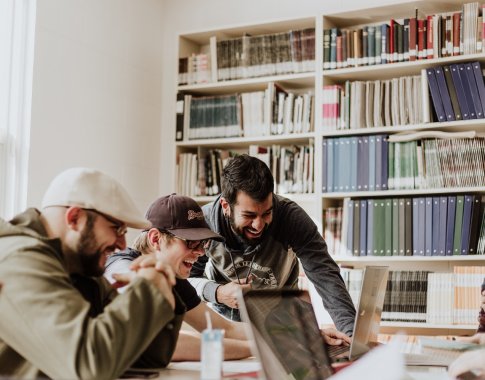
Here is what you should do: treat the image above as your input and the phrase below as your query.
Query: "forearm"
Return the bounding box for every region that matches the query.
[188,277,220,303]
[171,331,251,361]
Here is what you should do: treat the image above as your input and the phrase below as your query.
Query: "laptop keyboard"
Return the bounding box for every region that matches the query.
[327,344,350,358]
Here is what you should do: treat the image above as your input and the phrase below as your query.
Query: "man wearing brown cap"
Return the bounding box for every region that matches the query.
[0,168,183,379]
[105,194,251,361]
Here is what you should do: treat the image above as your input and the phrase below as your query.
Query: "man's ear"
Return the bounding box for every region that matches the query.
[65,207,84,231]
[147,228,161,248]
[220,197,230,217]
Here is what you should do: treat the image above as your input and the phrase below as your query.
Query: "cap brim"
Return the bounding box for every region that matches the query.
[125,218,152,230]
[169,227,224,242]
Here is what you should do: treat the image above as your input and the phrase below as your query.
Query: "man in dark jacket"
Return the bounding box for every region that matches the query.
[189,154,356,342]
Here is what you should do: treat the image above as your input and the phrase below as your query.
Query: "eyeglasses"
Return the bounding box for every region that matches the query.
[85,209,128,237]
[171,234,211,250]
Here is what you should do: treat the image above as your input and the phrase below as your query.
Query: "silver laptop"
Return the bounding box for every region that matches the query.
[328,265,389,361]
[238,288,335,380]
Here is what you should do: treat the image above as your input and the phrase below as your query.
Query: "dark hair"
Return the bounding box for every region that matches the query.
[221,154,274,205]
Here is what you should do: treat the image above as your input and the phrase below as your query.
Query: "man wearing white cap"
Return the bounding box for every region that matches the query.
[0,168,183,379]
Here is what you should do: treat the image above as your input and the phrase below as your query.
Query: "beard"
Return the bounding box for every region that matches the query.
[227,210,268,246]
[75,213,105,277]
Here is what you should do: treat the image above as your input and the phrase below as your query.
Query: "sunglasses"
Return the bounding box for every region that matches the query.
[169,233,211,250]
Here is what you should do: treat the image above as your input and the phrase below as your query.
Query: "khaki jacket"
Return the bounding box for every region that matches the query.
[0,209,184,379]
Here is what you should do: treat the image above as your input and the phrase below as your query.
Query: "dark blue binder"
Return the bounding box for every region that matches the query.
[464,62,484,118]
[426,67,447,122]
[432,197,440,256]
[434,66,456,121]
[445,196,456,256]
[346,199,354,256]
[468,195,483,254]
[449,64,471,119]
[460,195,473,255]
[472,61,485,115]
[424,197,433,256]
[457,63,477,119]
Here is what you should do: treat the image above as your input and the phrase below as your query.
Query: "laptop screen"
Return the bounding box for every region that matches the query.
[239,289,334,380]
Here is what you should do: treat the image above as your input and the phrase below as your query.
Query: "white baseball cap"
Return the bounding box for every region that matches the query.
[41,167,151,229]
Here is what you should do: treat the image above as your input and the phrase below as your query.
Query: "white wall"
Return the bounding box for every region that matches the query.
[28,0,165,229]
[158,0,410,195]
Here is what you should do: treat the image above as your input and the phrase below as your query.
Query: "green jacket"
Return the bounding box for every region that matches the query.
[0,209,184,379]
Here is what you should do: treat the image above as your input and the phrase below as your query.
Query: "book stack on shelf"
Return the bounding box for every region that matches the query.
[340,266,485,326]
[323,2,484,70]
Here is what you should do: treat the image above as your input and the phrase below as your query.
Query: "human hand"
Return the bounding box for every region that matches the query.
[129,253,176,286]
[112,267,175,309]
[320,327,352,346]
[459,333,485,345]
[448,348,485,379]
[215,280,251,309]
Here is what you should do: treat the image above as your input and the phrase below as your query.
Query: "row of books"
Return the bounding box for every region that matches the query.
[325,194,485,258]
[176,144,314,197]
[322,133,485,193]
[178,28,315,85]
[388,136,485,191]
[178,53,211,86]
[323,2,484,69]
[322,75,425,130]
[322,60,485,130]
[176,87,314,140]
[341,266,485,325]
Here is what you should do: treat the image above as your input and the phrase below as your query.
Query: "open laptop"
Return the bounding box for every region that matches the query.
[238,288,335,380]
[237,266,389,379]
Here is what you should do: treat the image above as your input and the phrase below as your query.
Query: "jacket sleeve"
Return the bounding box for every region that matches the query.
[189,248,220,303]
[0,241,179,380]
[280,203,356,335]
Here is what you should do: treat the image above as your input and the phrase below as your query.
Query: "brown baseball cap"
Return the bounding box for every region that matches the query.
[145,194,224,242]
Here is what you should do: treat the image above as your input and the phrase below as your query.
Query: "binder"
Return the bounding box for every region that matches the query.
[426,68,447,122]
[442,65,462,120]
[445,196,456,256]
[471,61,485,115]
[449,64,471,119]
[464,62,484,118]
[434,66,456,121]
[457,63,477,119]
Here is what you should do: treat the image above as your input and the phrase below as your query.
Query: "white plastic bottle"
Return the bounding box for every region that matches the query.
[200,311,224,380]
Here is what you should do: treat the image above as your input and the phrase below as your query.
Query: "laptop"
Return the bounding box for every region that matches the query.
[237,266,389,379]
[238,288,335,380]
[327,265,389,361]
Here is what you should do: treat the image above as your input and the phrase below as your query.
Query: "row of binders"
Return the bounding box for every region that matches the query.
[322,133,485,193]
[323,2,484,69]
[341,266,485,325]
[324,194,485,258]
[176,85,314,141]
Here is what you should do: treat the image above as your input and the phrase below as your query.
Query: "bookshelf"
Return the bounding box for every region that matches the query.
[174,0,485,335]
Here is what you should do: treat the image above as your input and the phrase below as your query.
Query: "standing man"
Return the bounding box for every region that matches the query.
[0,168,183,379]
[189,154,356,338]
